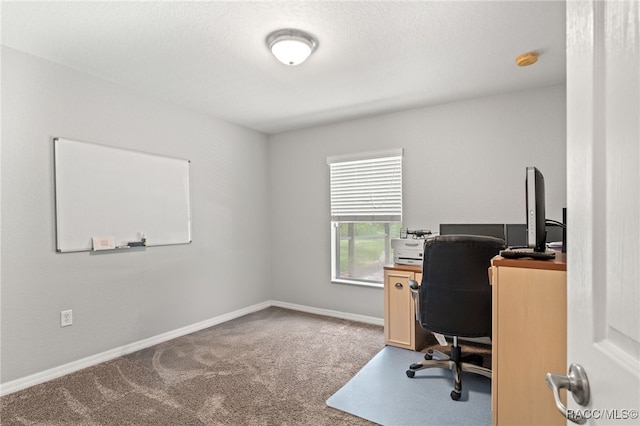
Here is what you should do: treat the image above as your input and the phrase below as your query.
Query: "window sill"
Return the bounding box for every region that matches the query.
[331,278,383,289]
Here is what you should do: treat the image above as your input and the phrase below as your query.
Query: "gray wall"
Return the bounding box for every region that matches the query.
[1,47,271,383]
[268,85,566,318]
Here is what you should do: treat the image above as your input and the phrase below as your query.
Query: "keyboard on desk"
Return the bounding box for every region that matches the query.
[499,249,556,260]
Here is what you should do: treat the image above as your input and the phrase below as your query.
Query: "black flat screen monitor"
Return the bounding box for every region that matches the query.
[526,166,546,252]
[505,224,527,247]
[546,223,564,243]
[439,223,505,240]
[506,223,562,249]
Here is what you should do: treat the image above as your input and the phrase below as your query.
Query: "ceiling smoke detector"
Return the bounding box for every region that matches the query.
[516,51,539,67]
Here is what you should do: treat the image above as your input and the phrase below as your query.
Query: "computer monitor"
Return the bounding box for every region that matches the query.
[439,223,505,240]
[505,223,527,247]
[526,166,546,252]
[506,223,562,249]
[546,223,564,244]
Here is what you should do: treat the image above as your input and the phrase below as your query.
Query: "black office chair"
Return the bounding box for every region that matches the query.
[405,234,506,401]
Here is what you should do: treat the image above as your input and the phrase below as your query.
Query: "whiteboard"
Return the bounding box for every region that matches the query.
[54,138,191,252]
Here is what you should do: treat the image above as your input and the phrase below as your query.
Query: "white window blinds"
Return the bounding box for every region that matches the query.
[327,149,403,222]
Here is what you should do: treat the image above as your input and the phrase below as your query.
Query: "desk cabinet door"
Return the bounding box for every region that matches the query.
[385,270,423,349]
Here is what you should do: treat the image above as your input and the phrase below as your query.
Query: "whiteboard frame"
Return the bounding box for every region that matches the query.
[54,137,191,253]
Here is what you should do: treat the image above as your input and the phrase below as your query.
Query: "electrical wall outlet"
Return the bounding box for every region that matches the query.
[60,309,73,327]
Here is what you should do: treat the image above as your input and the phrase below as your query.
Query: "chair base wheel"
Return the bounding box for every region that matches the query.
[450,390,461,401]
[406,370,415,378]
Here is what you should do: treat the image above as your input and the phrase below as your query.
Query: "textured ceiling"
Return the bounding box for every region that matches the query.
[1,1,566,134]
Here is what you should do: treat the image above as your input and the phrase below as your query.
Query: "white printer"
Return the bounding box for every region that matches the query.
[391,238,425,265]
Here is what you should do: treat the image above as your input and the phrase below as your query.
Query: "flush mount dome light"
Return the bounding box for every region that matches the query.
[267,29,317,66]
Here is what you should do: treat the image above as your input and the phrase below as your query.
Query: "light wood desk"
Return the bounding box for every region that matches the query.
[490,253,567,426]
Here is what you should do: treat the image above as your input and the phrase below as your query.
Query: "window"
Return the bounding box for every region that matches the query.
[327,149,403,286]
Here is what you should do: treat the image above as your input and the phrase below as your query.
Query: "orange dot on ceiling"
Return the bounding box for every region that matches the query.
[516,51,539,67]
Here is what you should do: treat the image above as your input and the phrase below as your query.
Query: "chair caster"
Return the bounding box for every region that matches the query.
[450,390,461,401]
[424,350,433,360]
[406,370,416,378]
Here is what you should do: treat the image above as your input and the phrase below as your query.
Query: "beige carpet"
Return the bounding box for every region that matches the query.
[0,307,384,425]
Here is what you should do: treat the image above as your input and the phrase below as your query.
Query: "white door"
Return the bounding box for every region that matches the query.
[565,0,640,424]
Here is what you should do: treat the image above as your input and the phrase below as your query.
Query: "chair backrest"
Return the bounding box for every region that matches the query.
[419,234,506,338]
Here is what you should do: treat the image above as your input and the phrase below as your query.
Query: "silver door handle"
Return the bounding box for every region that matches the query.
[546,363,590,424]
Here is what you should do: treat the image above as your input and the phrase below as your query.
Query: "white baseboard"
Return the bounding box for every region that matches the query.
[0,300,382,397]
[271,300,384,326]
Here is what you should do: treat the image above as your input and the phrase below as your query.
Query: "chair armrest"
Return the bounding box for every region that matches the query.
[408,279,421,322]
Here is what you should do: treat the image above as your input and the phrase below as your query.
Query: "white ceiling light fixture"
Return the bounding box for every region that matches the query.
[267,29,317,66]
